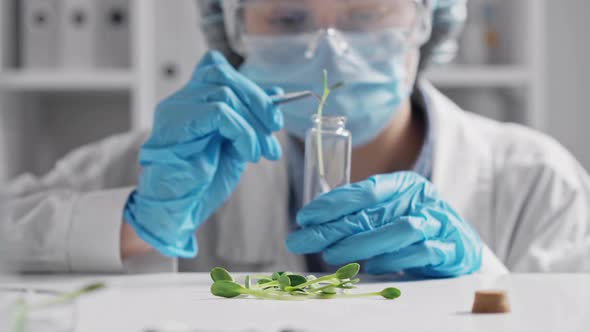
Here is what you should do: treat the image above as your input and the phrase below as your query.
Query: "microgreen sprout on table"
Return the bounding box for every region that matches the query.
[210,263,401,300]
[11,282,105,332]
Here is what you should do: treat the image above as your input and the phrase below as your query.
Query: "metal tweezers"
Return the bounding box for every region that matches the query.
[270,90,318,105]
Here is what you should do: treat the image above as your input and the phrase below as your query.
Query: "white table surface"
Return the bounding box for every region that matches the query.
[0,273,588,332]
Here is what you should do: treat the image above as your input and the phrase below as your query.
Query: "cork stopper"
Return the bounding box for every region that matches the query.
[471,290,511,313]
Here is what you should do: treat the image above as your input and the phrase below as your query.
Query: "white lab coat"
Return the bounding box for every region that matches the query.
[1,82,589,274]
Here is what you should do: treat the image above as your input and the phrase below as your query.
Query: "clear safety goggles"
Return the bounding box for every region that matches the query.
[222,0,432,56]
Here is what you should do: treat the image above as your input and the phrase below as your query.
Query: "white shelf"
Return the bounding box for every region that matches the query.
[0,70,134,91]
[424,66,531,88]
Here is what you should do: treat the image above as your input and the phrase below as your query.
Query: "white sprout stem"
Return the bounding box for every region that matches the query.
[316,96,327,177]
[316,70,331,178]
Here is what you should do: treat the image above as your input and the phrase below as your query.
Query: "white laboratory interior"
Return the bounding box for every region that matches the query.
[0,0,589,331]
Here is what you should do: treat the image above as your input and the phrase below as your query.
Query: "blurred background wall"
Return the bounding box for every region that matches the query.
[0,0,589,183]
[545,0,590,168]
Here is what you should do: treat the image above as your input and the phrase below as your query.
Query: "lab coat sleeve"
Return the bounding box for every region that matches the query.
[496,128,590,272]
[0,131,165,273]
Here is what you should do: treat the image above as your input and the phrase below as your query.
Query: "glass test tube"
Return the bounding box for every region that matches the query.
[303,115,352,206]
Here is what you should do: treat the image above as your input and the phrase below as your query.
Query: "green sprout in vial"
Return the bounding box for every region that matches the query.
[315,70,344,177]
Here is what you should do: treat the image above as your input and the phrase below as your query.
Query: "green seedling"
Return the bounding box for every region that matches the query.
[315,69,344,177]
[381,287,402,299]
[271,271,286,281]
[252,273,307,290]
[211,280,302,301]
[12,282,106,332]
[287,274,308,287]
[320,287,337,295]
[41,282,105,307]
[308,278,360,294]
[257,278,273,285]
[285,263,360,291]
[257,279,275,290]
[210,280,243,298]
[290,289,310,296]
[335,262,361,279]
[306,275,320,290]
[244,275,252,289]
[338,280,359,288]
[208,263,401,301]
[278,274,291,291]
[210,267,234,282]
[321,287,402,300]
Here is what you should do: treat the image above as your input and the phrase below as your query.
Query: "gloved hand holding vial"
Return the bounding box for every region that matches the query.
[290,74,481,278]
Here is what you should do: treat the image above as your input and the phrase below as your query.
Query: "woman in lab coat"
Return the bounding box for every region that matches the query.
[1,0,589,275]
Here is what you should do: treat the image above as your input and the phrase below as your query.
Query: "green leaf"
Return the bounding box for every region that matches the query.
[257,278,273,285]
[210,267,234,282]
[271,272,285,281]
[244,275,251,289]
[335,263,360,280]
[329,82,344,91]
[78,282,106,293]
[210,280,245,298]
[380,287,401,299]
[278,274,291,291]
[321,287,337,295]
[287,275,308,287]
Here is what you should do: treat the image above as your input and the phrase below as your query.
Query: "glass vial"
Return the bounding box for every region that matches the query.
[303,115,352,205]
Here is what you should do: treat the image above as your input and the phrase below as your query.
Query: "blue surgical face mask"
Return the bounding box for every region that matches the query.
[239,28,419,147]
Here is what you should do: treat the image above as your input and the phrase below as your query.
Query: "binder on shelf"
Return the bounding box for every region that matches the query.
[154,0,185,100]
[59,0,98,68]
[155,0,206,100]
[21,0,60,68]
[96,0,131,68]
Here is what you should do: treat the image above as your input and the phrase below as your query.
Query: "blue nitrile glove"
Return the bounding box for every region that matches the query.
[286,172,482,277]
[124,50,284,258]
